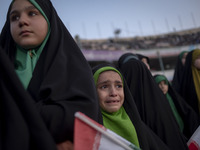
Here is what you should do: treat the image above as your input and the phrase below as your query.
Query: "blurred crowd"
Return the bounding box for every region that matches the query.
[78,27,200,51]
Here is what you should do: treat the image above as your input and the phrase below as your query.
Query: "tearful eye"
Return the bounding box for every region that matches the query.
[101,85,107,89]
[116,84,123,88]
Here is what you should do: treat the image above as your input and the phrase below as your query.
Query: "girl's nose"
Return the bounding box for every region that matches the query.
[110,87,117,96]
[19,14,29,27]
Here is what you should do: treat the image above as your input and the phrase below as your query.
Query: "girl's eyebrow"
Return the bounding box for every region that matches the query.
[10,5,36,16]
[97,80,110,86]
[115,80,122,83]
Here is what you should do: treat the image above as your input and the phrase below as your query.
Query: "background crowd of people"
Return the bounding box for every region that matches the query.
[78,28,200,51]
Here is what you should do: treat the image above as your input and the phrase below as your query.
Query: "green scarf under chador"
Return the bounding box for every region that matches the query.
[14,0,50,89]
[166,93,184,132]
[154,75,184,132]
[101,107,140,148]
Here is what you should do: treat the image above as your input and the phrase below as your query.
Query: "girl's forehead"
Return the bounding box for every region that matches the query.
[100,71,121,78]
[98,71,122,82]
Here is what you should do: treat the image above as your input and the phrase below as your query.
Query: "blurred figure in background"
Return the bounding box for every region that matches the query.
[172,51,188,93]
[118,53,189,150]
[179,49,200,116]
[154,74,199,140]
[136,53,151,70]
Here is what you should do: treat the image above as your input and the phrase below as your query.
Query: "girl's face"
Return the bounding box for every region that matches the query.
[194,55,200,70]
[10,0,48,49]
[158,80,168,95]
[97,71,124,113]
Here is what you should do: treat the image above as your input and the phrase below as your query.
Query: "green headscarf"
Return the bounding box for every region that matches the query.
[154,75,184,132]
[179,51,187,60]
[93,66,140,147]
[93,66,123,85]
[14,0,51,89]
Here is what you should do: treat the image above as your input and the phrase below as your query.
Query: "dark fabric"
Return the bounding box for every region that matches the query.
[118,53,189,150]
[154,74,200,139]
[179,50,200,115]
[0,49,57,150]
[136,53,150,64]
[92,63,170,150]
[0,0,101,144]
[172,52,187,94]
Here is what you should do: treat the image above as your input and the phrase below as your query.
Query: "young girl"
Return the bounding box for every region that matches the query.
[154,74,199,139]
[92,63,171,150]
[0,0,100,148]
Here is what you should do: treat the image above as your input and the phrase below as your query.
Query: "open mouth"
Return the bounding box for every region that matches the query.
[106,100,120,103]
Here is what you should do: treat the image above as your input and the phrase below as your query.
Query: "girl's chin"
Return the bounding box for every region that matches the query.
[106,107,121,113]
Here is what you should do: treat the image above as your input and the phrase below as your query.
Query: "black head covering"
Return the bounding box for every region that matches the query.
[92,63,171,150]
[0,48,57,150]
[118,53,189,150]
[172,51,188,93]
[117,53,139,69]
[179,49,200,115]
[154,74,200,139]
[0,0,101,143]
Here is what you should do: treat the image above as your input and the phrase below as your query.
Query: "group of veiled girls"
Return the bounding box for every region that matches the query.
[0,0,199,150]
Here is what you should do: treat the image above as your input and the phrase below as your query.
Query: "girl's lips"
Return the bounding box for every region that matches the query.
[106,100,120,103]
[20,30,32,36]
